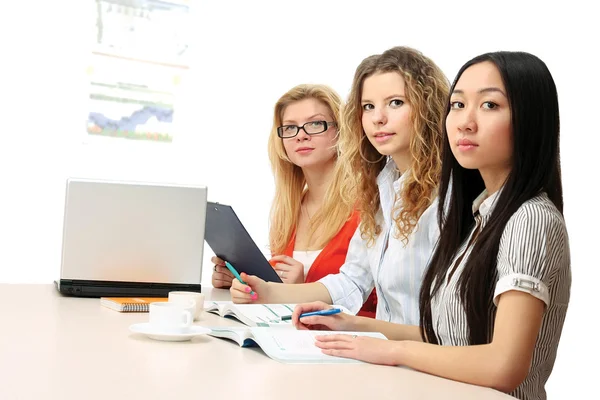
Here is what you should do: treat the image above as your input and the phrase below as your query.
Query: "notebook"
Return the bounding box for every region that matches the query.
[207,327,387,364]
[101,297,168,312]
[204,301,296,327]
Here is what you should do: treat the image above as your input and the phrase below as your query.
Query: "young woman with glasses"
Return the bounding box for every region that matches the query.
[211,83,377,318]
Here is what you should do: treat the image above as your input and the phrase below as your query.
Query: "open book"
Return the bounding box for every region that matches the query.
[204,301,297,327]
[208,326,387,364]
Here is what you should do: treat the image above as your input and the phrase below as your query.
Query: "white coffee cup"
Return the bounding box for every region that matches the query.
[168,291,205,321]
[148,301,194,333]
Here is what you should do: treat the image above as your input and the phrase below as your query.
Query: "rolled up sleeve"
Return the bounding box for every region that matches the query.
[494,203,569,307]
[319,226,374,315]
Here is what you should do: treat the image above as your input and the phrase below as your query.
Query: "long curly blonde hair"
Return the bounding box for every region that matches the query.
[337,46,450,246]
[267,84,354,253]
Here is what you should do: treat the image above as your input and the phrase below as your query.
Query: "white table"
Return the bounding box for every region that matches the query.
[0,284,516,400]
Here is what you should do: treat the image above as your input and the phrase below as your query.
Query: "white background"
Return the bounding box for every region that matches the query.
[0,1,597,397]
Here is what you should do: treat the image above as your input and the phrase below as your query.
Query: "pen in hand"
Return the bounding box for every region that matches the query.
[224,261,256,297]
[280,307,342,321]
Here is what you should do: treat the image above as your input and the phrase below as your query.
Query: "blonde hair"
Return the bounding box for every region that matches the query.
[267,84,354,254]
[337,46,450,246]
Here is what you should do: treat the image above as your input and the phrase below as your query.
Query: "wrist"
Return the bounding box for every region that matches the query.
[261,282,274,302]
[390,340,407,366]
[353,315,377,332]
[343,314,366,332]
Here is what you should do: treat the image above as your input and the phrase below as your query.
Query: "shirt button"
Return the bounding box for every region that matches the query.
[512,277,540,292]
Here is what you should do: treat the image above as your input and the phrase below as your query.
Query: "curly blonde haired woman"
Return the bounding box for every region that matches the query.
[212,83,377,318]
[229,46,449,326]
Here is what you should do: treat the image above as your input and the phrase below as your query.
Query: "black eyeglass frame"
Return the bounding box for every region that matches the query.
[276,120,337,139]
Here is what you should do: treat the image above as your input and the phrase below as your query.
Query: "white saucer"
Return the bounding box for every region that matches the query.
[129,323,212,342]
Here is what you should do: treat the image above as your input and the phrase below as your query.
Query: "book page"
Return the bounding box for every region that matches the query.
[229,304,296,327]
[207,326,250,347]
[204,300,232,314]
[268,330,324,355]
[250,329,386,363]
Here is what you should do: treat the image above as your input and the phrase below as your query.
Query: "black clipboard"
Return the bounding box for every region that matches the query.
[204,202,283,283]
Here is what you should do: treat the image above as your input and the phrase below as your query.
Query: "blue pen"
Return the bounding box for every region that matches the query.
[280,307,342,321]
[224,261,256,296]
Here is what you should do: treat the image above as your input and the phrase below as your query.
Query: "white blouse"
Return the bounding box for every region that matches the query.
[319,159,440,325]
[293,250,323,281]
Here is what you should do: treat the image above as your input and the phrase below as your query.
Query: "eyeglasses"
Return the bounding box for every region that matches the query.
[277,120,336,139]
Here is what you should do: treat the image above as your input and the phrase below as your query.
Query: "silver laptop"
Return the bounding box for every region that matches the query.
[55,178,207,297]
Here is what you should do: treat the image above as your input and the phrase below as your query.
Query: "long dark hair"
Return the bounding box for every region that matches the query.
[419,51,563,345]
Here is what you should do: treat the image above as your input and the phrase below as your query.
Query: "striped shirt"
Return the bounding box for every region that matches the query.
[319,159,439,325]
[431,190,571,400]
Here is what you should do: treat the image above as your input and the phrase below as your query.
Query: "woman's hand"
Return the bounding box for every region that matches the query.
[230,273,270,303]
[270,255,305,284]
[211,256,234,288]
[292,301,357,331]
[314,334,401,366]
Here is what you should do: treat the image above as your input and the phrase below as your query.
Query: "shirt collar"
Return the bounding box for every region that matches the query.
[375,158,408,227]
[376,158,408,189]
[376,158,399,186]
[472,188,502,217]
